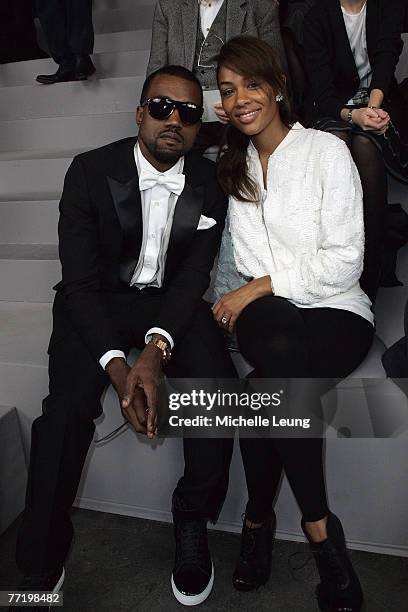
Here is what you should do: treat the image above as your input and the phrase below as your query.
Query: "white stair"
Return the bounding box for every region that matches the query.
[0,50,150,87]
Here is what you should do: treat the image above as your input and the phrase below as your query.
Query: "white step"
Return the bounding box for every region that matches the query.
[0,245,59,302]
[0,302,51,367]
[0,50,150,88]
[0,158,70,200]
[92,6,155,34]
[0,114,137,155]
[0,76,144,121]
[0,201,59,244]
[94,30,152,54]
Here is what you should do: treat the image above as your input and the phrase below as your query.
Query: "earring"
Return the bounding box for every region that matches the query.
[275,93,284,102]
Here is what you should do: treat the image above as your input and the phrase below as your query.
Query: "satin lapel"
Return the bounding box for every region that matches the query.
[107,174,143,284]
[167,182,204,254]
[182,0,199,70]
[226,0,247,41]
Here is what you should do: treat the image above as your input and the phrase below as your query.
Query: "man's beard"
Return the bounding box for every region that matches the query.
[152,144,182,164]
[146,134,185,165]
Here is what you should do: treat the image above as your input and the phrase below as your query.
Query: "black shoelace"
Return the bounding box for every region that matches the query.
[176,521,207,568]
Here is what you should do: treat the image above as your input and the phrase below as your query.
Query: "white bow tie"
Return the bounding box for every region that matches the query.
[139,169,185,195]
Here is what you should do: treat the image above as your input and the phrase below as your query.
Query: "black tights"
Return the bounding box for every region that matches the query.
[236,296,374,523]
[332,131,387,303]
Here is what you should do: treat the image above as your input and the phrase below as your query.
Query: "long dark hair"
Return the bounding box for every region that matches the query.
[216,36,292,202]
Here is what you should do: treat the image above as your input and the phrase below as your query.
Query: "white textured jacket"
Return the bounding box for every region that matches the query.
[213,123,374,325]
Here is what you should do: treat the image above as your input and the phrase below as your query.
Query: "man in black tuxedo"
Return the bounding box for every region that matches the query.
[13,65,236,609]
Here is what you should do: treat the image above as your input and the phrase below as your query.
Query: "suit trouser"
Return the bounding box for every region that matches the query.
[16,290,236,574]
[36,0,93,67]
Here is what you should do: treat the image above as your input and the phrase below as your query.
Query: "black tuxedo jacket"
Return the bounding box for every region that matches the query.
[303,0,404,122]
[54,137,228,361]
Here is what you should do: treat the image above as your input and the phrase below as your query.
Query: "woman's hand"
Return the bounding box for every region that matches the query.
[213,101,230,124]
[351,107,390,133]
[212,277,272,332]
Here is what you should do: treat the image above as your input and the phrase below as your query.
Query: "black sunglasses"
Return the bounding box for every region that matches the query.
[141,96,204,125]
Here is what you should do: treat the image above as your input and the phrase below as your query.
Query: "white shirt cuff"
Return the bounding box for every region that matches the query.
[145,327,174,349]
[99,350,126,370]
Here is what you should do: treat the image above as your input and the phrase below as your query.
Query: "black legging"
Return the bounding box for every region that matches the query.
[332,130,387,304]
[235,296,374,523]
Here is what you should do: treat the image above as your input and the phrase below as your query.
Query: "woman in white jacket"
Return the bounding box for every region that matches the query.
[212,36,374,612]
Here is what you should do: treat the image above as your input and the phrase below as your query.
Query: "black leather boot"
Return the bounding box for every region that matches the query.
[232,511,276,591]
[302,512,363,612]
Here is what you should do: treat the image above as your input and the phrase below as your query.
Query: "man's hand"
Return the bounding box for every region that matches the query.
[212,277,273,332]
[106,357,150,435]
[122,343,164,439]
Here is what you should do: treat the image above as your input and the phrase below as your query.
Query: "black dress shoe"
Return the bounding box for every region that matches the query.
[36,67,77,84]
[302,513,363,612]
[8,567,64,611]
[75,55,96,80]
[171,517,213,606]
[232,511,276,591]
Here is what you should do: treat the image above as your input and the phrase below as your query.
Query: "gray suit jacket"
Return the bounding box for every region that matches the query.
[146,0,286,76]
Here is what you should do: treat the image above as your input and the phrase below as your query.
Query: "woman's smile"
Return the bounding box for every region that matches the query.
[235,107,262,124]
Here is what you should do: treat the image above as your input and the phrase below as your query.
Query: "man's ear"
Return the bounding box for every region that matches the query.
[136,106,144,127]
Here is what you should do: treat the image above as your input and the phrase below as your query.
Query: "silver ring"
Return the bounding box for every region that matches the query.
[221,315,229,325]
[145,407,149,413]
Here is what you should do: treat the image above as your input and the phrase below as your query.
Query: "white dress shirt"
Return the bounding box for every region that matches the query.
[199,0,225,37]
[226,123,374,325]
[99,144,184,370]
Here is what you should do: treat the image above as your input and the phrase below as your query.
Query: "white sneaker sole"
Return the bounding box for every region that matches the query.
[171,562,214,606]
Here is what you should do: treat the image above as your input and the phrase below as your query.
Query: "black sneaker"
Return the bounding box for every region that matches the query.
[9,567,64,611]
[302,513,363,612]
[171,518,214,606]
[232,511,275,591]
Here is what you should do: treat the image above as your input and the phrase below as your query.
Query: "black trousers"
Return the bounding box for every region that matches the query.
[36,0,93,67]
[16,290,236,574]
[235,296,374,523]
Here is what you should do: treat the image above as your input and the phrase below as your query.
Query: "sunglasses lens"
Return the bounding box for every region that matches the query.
[179,104,203,125]
[148,97,173,120]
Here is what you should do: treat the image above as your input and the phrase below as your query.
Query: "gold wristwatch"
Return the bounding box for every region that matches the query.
[149,337,172,365]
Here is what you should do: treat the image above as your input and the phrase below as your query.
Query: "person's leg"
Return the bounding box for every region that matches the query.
[66,0,95,79]
[236,297,373,607]
[236,296,320,521]
[167,300,236,605]
[16,300,111,575]
[36,0,74,68]
[169,300,237,521]
[66,0,94,57]
[350,133,387,303]
[15,289,158,576]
